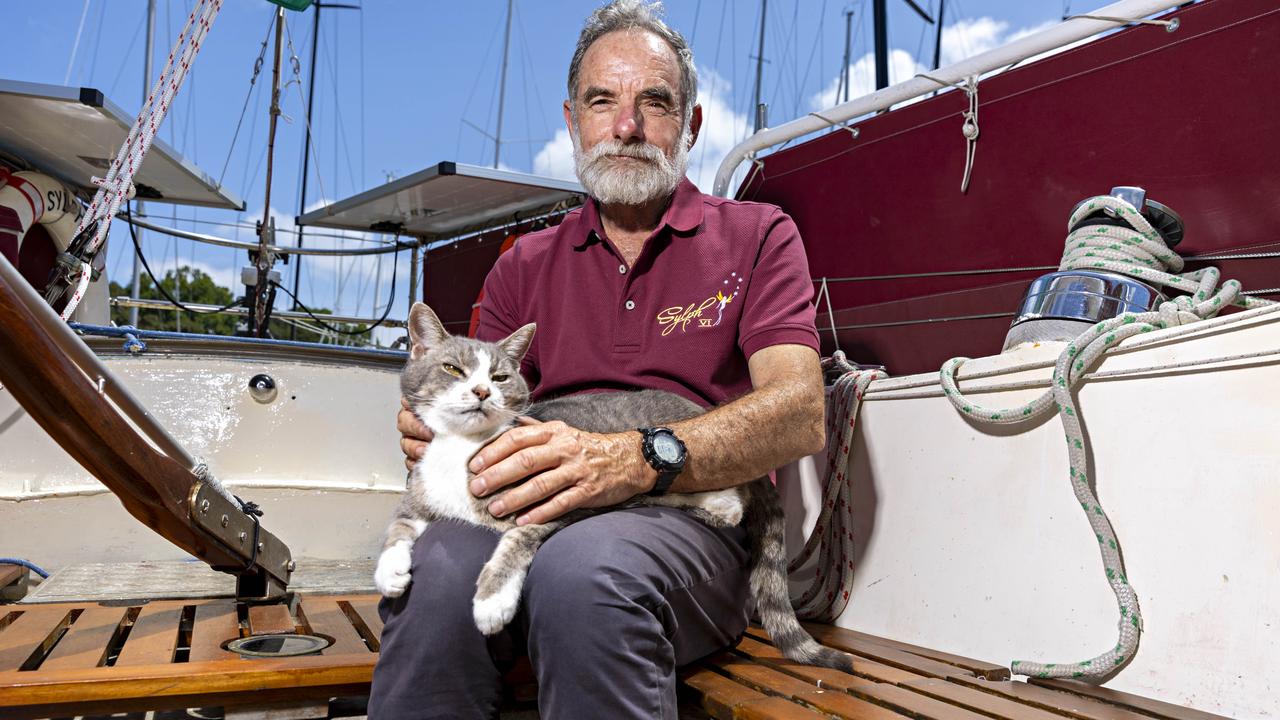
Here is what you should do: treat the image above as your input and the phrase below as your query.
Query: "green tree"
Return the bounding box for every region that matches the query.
[110,266,373,343]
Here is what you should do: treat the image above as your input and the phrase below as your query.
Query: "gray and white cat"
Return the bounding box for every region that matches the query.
[375,302,852,671]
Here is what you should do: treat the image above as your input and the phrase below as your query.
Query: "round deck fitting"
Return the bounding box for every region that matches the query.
[224,633,331,658]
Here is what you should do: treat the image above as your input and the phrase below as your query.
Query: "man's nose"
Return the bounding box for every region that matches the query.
[472,385,491,400]
[613,103,644,143]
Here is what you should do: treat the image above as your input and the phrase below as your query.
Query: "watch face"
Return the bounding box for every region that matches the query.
[653,432,682,463]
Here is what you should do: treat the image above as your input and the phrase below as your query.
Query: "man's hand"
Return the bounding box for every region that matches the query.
[398,397,433,471]
[468,420,658,525]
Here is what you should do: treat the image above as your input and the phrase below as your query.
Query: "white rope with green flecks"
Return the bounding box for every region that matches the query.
[940,194,1273,680]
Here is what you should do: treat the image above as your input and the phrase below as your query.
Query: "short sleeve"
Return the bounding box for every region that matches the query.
[736,209,820,359]
[476,246,541,384]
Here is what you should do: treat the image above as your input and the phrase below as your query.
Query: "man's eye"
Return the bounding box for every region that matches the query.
[491,373,510,382]
[442,363,465,377]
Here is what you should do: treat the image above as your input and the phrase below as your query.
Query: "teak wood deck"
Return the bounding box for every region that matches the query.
[0,595,1227,720]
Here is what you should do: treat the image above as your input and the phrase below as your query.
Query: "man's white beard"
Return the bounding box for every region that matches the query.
[573,122,690,206]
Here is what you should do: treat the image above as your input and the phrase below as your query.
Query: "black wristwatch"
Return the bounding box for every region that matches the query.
[638,427,687,496]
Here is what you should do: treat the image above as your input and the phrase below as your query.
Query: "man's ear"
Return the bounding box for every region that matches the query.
[563,99,574,135]
[497,322,537,363]
[687,103,703,150]
[408,303,449,359]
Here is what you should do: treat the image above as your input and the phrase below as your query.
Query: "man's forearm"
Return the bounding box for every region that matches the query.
[665,357,825,493]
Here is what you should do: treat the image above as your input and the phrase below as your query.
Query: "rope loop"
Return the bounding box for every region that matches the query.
[939,193,1274,680]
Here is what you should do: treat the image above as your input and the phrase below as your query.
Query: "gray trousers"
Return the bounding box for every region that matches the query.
[368,506,751,719]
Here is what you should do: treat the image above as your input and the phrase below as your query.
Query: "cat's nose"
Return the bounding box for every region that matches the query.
[472,385,491,400]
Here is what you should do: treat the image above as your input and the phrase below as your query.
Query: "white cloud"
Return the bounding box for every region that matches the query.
[532,127,576,181]
[811,48,927,111]
[808,16,1086,114]
[687,66,751,193]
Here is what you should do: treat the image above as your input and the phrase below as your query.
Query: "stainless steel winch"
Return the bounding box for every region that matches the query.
[1002,186,1185,351]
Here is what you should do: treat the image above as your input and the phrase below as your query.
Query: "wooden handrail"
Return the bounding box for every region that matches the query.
[0,255,291,599]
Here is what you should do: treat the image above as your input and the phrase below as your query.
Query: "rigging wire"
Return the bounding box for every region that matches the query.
[105,14,146,99]
[64,0,92,83]
[124,203,245,317]
[217,15,275,187]
[795,0,827,119]
[85,0,107,86]
[270,242,400,337]
[455,14,504,162]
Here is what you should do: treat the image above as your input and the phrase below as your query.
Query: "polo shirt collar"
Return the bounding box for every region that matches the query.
[581,178,705,242]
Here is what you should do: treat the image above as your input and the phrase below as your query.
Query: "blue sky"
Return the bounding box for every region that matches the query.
[7,0,1072,343]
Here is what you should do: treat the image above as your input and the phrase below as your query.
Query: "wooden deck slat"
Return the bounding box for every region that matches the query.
[188,602,240,663]
[114,602,185,667]
[247,603,296,636]
[904,678,1077,720]
[800,624,977,679]
[738,633,925,686]
[822,626,1012,681]
[681,665,780,720]
[735,696,831,720]
[1031,679,1231,720]
[949,677,1165,720]
[298,597,371,656]
[0,653,375,717]
[711,652,940,719]
[0,607,70,672]
[40,606,126,671]
[345,596,384,641]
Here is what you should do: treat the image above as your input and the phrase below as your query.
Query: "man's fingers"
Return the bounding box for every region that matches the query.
[470,423,559,473]
[401,436,427,460]
[489,466,578,518]
[400,396,411,410]
[397,408,433,441]
[516,484,589,525]
[472,442,563,497]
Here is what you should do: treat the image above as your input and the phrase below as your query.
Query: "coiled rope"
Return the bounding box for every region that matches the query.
[789,351,885,622]
[939,195,1273,680]
[57,0,223,321]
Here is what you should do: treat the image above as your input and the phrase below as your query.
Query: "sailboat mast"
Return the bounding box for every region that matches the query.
[752,0,767,132]
[933,0,945,69]
[290,1,322,340]
[130,0,157,328]
[494,0,513,169]
[841,7,853,103]
[873,0,888,90]
[254,7,285,337]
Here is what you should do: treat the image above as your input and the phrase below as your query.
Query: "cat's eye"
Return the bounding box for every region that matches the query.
[491,373,509,382]
[441,363,465,378]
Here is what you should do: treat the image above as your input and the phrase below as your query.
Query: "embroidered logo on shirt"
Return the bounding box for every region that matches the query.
[655,273,743,336]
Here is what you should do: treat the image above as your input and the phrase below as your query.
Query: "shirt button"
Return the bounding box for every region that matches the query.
[618,264,627,274]
[625,300,636,311]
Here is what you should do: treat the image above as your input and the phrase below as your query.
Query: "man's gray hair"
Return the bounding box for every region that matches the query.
[567,0,698,122]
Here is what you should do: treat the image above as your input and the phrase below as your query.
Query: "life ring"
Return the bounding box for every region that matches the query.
[0,169,81,262]
[0,169,107,321]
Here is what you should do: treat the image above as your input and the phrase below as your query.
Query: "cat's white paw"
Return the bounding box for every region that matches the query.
[472,571,525,636]
[374,544,413,598]
[703,493,744,527]
[472,592,519,636]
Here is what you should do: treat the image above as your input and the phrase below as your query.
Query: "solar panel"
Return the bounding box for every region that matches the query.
[0,79,244,210]
[296,162,585,240]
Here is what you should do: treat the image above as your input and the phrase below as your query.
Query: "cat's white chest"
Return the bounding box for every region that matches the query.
[412,434,488,523]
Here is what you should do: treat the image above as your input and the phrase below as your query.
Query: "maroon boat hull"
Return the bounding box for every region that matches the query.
[739,0,1280,374]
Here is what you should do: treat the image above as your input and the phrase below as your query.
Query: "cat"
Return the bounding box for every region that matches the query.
[374,302,853,672]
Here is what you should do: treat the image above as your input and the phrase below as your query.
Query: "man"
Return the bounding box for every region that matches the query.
[372,1,823,717]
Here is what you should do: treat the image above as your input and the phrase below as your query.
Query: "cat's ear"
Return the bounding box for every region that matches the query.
[497,322,536,362]
[408,303,449,359]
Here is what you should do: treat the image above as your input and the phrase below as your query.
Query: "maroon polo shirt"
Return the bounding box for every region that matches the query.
[475,179,818,408]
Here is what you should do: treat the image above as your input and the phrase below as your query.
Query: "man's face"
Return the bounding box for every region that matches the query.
[566,30,702,206]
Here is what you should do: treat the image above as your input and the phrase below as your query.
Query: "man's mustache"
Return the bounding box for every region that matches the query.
[584,140,667,165]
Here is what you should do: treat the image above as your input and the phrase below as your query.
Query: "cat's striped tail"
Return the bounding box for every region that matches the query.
[744,480,855,672]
